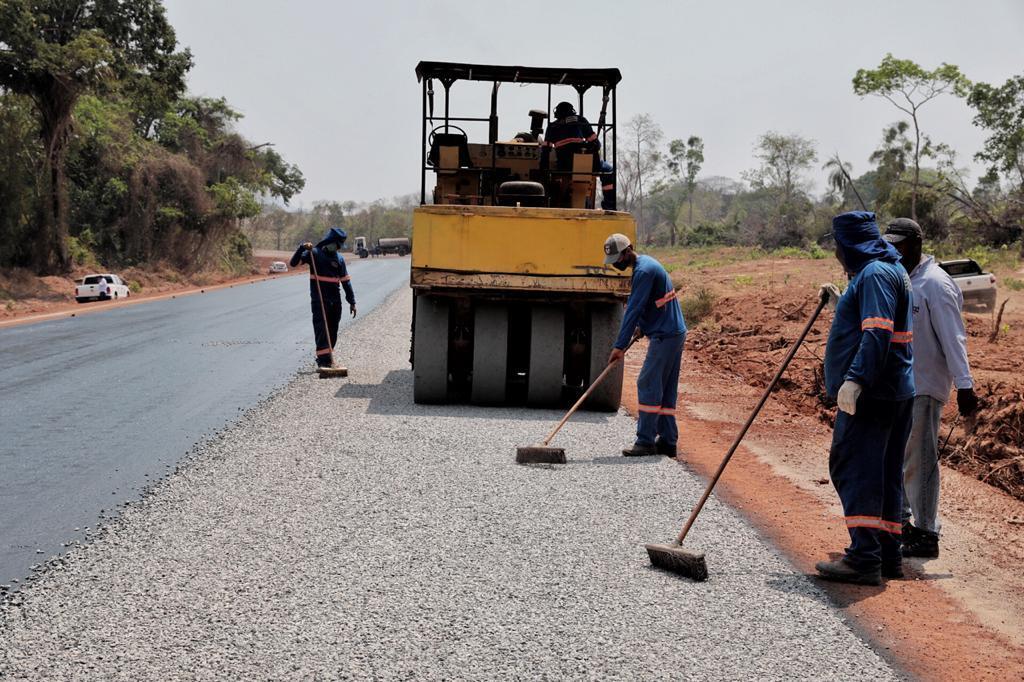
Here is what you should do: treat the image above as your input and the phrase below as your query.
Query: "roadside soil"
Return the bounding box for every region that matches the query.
[0,250,301,325]
[620,250,1024,680]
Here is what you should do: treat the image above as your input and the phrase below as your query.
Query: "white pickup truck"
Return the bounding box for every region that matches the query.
[75,274,131,303]
[938,259,998,310]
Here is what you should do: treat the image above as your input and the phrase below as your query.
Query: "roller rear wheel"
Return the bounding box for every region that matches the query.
[527,306,565,406]
[471,303,509,404]
[413,295,450,403]
[586,303,624,411]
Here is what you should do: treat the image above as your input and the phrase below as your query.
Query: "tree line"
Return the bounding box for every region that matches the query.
[244,196,415,253]
[619,54,1023,252]
[0,0,304,275]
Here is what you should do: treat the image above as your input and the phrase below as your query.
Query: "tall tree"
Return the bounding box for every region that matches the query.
[619,114,663,243]
[661,135,704,246]
[0,0,191,272]
[743,132,817,247]
[853,54,970,222]
[869,121,915,207]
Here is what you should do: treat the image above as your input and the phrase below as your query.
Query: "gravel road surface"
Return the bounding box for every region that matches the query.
[0,289,899,680]
[0,257,409,585]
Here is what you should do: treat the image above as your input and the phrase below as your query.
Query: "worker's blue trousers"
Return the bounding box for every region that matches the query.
[829,396,913,570]
[635,333,685,446]
[311,297,342,367]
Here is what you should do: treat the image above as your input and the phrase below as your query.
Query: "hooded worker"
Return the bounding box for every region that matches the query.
[816,211,915,585]
[290,227,357,368]
[604,233,686,457]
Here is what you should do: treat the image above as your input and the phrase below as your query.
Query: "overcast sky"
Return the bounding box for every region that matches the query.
[162,0,1024,207]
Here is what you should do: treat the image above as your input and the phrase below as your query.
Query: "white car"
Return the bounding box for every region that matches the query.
[268,261,288,274]
[75,274,130,303]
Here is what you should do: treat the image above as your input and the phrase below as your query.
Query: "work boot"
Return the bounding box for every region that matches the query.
[621,443,657,457]
[881,561,905,580]
[815,558,882,586]
[655,438,677,457]
[902,530,939,558]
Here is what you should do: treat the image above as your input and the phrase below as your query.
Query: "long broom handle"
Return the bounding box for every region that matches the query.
[307,247,335,364]
[675,294,827,545]
[541,335,639,446]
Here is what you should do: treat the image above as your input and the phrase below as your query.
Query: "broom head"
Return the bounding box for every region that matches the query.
[515,445,566,465]
[318,366,348,378]
[645,543,709,581]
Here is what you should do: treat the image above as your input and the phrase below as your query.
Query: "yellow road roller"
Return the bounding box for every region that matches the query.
[411,61,636,410]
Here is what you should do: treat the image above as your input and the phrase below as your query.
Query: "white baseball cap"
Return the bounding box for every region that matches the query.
[603,233,632,265]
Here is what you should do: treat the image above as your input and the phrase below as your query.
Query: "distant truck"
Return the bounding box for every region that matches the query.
[75,274,130,303]
[376,237,410,257]
[354,236,370,259]
[938,258,998,309]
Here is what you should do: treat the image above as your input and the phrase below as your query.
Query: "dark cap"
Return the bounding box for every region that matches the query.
[883,218,923,243]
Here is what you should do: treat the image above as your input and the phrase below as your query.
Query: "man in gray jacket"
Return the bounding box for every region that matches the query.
[884,218,978,558]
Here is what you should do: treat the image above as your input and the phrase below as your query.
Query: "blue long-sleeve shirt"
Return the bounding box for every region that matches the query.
[614,254,686,349]
[824,260,914,400]
[290,244,355,305]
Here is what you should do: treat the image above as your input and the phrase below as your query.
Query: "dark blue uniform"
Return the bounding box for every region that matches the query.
[825,211,915,572]
[615,254,687,448]
[543,114,616,210]
[290,227,356,367]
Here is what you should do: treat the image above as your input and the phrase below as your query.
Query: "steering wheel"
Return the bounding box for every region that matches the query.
[428,124,467,146]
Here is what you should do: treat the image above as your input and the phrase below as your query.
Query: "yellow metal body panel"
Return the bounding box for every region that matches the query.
[411,205,635,295]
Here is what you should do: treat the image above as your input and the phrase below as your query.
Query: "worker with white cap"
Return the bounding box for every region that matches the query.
[603,233,687,457]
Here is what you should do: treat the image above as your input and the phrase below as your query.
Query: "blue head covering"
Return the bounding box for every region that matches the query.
[316,227,348,249]
[831,211,901,273]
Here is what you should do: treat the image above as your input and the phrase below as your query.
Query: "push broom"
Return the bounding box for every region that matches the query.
[308,246,348,379]
[646,291,828,581]
[517,333,640,465]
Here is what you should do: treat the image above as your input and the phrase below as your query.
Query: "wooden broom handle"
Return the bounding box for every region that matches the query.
[675,295,827,545]
[542,335,639,446]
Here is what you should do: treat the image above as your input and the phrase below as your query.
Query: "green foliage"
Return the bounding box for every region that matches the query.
[66,235,99,268]
[128,280,142,294]
[679,287,717,325]
[853,55,971,101]
[219,231,254,277]
[967,75,1024,185]
[0,0,193,272]
[1003,277,1024,292]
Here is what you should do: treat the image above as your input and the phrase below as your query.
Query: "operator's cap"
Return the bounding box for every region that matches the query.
[883,218,923,243]
[603,233,632,265]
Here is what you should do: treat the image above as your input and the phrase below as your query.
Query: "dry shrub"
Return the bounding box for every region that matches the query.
[945,385,1024,501]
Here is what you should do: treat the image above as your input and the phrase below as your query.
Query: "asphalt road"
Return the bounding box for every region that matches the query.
[0,257,409,585]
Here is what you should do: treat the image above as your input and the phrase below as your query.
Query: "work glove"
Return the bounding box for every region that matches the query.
[818,283,842,311]
[350,303,357,318]
[302,242,313,251]
[956,387,979,416]
[837,380,862,415]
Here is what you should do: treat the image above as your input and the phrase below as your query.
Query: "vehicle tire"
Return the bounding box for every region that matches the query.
[586,303,624,412]
[498,181,545,197]
[470,303,508,405]
[413,295,450,404]
[76,298,85,304]
[527,305,565,406]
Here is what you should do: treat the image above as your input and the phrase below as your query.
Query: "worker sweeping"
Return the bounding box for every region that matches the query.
[816,211,915,585]
[290,227,356,369]
[603,233,686,457]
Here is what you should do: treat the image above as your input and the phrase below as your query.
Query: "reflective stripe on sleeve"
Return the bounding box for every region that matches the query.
[861,317,894,332]
[655,290,678,308]
[891,331,912,344]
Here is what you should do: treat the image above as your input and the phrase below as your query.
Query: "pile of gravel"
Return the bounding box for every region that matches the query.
[0,290,898,680]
